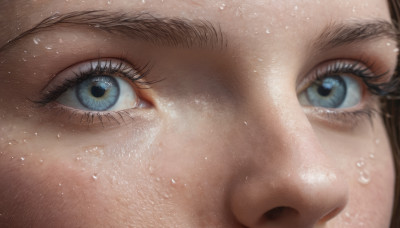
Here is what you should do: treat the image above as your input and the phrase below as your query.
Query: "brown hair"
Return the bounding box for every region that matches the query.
[387,1,400,227]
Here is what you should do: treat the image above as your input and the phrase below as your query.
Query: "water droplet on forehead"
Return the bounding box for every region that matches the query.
[219,3,226,10]
[20,157,25,161]
[171,178,176,184]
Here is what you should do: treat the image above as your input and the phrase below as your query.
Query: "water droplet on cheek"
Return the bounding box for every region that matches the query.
[219,3,226,10]
[358,170,370,184]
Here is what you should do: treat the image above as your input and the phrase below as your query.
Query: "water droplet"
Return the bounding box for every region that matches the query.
[219,3,226,10]
[34,132,38,136]
[141,0,146,3]
[171,178,176,184]
[33,37,41,45]
[58,183,62,186]
[369,153,375,159]
[163,193,170,199]
[39,159,44,163]
[243,121,248,126]
[22,57,27,62]
[358,170,370,184]
[45,45,53,50]
[20,157,25,161]
[92,174,98,180]
[204,156,208,160]
[265,29,271,34]
[107,0,112,4]
[386,42,391,46]
[76,156,82,161]
[57,132,62,139]
[356,159,365,168]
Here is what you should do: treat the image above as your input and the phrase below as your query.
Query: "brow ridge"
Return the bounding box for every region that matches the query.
[314,19,399,50]
[0,10,227,52]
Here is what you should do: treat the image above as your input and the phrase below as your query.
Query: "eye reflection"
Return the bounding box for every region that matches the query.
[57,74,138,111]
[76,75,120,111]
[299,75,362,109]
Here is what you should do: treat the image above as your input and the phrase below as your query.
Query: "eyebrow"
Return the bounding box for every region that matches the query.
[0,10,226,52]
[314,20,399,50]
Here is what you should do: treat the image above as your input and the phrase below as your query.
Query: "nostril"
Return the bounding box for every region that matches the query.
[264,207,298,221]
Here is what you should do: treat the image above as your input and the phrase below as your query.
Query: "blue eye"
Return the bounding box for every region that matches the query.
[299,75,361,109]
[55,61,141,112]
[76,76,120,111]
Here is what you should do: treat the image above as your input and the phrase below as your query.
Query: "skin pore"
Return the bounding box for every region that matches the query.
[0,0,398,227]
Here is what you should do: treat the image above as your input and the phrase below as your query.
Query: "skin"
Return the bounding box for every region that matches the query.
[0,0,398,227]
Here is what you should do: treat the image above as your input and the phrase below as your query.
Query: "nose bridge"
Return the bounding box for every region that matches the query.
[229,95,349,227]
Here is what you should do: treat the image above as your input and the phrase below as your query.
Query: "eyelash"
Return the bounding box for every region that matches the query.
[312,60,396,96]
[35,58,154,106]
[34,58,397,127]
[302,60,397,126]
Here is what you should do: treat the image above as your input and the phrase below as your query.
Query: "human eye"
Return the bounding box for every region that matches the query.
[298,60,397,126]
[35,59,153,126]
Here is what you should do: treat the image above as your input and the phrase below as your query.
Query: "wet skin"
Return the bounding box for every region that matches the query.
[0,0,398,227]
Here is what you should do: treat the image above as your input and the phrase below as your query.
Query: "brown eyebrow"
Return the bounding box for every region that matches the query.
[0,10,227,52]
[314,20,399,50]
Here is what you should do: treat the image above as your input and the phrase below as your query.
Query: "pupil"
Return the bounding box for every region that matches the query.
[317,80,334,97]
[91,85,106,98]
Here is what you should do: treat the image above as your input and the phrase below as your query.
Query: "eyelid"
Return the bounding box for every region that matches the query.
[296,59,391,95]
[36,58,153,105]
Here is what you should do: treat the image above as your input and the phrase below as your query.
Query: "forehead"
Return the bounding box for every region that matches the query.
[0,0,393,54]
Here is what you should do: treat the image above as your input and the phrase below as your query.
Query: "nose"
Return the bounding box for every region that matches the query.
[229,104,348,227]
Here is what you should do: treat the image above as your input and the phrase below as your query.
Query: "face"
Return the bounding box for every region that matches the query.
[0,0,398,227]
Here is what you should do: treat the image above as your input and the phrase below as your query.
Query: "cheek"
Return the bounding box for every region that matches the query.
[0,153,104,227]
[320,119,395,227]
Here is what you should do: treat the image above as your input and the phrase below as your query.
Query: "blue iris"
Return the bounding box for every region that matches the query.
[306,76,347,108]
[76,75,120,111]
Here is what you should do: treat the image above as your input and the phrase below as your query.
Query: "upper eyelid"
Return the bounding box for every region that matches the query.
[297,60,394,94]
[36,59,152,105]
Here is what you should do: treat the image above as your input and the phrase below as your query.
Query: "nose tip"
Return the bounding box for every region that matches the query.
[230,166,349,228]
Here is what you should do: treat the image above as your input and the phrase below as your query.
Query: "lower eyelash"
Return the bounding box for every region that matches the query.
[44,103,139,128]
[304,105,378,129]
